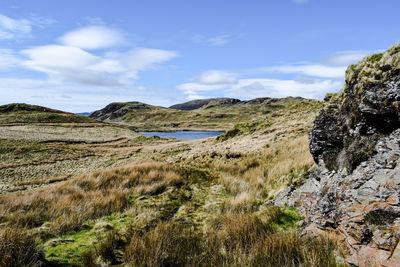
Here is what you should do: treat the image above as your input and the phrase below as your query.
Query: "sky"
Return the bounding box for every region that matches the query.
[0,0,399,112]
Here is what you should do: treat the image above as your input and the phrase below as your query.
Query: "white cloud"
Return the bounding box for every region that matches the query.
[176,83,226,93]
[20,45,177,86]
[123,48,178,79]
[22,45,98,70]
[193,70,237,85]
[192,34,231,46]
[176,53,350,101]
[322,51,369,66]
[229,78,341,99]
[261,64,346,78]
[59,26,125,50]
[186,94,210,100]
[176,77,342,101]
[208,34,231,46]
[0,14,31,40]
[0,49,21,69]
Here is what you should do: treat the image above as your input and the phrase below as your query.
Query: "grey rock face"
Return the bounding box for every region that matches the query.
[309,47,400,171]
[276,129,400,265]
[276,43,400,266]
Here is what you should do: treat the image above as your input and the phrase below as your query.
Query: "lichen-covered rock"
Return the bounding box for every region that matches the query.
[276,129,400,266]
[276,43,400,266]
[310,43,400,171]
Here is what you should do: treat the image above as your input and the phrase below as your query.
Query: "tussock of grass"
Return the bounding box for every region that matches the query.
[0,162,182,234]
[215,135,314,210]
[125,222,203,266]
[0,227,45,267]
[122,215,340,267]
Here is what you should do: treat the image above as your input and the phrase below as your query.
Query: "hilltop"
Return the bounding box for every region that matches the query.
[90,101,165,122]
[90,96,316,131]
[0,103,97,124]
[169,97,240,110]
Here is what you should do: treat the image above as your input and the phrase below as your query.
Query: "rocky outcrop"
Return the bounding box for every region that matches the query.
[90,101,155,121]
[310,46,400,171]
[276,43,400,266]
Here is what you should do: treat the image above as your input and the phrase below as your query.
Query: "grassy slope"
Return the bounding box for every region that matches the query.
[95,97,314,131]
[0,103,97,124]
[0,98,346,266]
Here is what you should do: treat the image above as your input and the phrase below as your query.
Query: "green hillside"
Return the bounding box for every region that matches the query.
[0,103,98,124]
[91,97,321,131]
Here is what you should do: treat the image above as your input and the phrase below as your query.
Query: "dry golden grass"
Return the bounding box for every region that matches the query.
[125,222,203,266]
[122,214,340,267]
[0,227,45,267]
[0,161,182,234]
[215,135,314,210]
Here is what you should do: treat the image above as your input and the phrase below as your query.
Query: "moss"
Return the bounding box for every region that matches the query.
[324,93,338,102]
[44,227,97,265]
[369,53,383,62]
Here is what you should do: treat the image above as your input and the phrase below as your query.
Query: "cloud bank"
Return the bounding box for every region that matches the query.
[59,26,125,50]
[176,49,370,101]
[17,26,177,86]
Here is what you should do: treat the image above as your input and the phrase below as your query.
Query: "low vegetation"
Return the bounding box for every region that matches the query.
[0,103,97,124]
[0,162,181,233]
[0,97,346,266]
[0,227,45,267]
[122,215,340,267]
[92,97,321,132]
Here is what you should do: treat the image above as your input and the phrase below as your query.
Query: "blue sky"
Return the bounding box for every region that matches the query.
[0,0,399,112]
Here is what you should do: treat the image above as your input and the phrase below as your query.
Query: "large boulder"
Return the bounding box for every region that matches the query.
[310,44,400,171]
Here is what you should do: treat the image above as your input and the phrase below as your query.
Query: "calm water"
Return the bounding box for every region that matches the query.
[139,131,224,140]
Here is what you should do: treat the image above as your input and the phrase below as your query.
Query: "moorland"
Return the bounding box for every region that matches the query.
[0,97,342,266]
[4,42,400,266]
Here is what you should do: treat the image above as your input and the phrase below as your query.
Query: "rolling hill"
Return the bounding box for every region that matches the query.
[0,103,98,124]
[90,96,320,131]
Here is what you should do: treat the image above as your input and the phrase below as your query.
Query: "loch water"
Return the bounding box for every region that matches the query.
[139,131,224,140]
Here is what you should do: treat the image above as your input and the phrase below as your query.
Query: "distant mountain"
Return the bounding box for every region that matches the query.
[90,101,167,121]
[0,103,97,124]
[169,98,240,110]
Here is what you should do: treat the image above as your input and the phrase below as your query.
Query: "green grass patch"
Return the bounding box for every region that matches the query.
[44,227,97,265]
[262,206,303,230]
